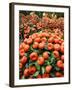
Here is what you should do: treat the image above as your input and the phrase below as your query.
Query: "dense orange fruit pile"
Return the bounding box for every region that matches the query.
[19,31,64,79]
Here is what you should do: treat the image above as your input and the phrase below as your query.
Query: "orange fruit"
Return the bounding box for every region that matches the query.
[43,52,49,60]
[30,52,38,61]
[20,56,27,64]
[54,44,60,51]
[48,37,54,43]
[24,44,30,52]
[34,37,41,43]
[45,65,52,73]
[60,45,64,53]
[61,55,64,62]
[27,38,33,44]
[55,72,63,77]
[42,73,49,78]
[24,68,29,77]
[41,37,47,42]
[54,38,59,43]
[37,57,44,65]
[53,50,59,58]
[48,43,53,50]
[56,60,63,68]
[29,66,36,75]
[32,42,39,49]
[19,49,25,56]
[38,42,45,49]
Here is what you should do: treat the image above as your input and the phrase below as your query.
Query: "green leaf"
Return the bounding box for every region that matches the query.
[30,45,34,51]
[32,71,39,77]
[50,73,55,77]
[45,60,50,65]
[41,66,45,74]
[35,63,40,71]
[24,53,28,57]
[55,66,60,71]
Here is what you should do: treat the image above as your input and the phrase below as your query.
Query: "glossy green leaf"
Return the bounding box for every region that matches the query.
[32,71,39,77]
[41,66,45,74]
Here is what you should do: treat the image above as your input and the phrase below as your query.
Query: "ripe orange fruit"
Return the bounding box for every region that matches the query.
[24,68,29,77]
[27,38,33,44]
[48,43,53,50]
[34,37,41,43]
[54,44,60,51]
[19,44,23,50]
[56,60,63,68]
[30,52,38,61]
[41,32,48,37]
[32,42,39,49]
[43,52,49,60]
[20,56,27,64]
[41,37,47,42]
[37,57,44,65]
[54,38,59,43]
[29,66,36,75]
[48,37,54,43]
[42,73,49,78]
[24,44,30,52]
[19,49,25,56]
[53,50,59,58]
[61,55,64,62]
[45,65,52,73]
[38,42,45,49]
[55,72,63,77]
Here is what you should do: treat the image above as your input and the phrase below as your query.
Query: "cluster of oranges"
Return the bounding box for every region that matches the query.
[19,12,64,39]
[19,31,64,79]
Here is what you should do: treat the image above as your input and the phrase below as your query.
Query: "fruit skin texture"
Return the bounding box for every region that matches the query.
[29,66,36,75]
[20,56,27,64]
[56,60,63,68]
[53,50,59,58]
[38,42,45,49]
[34,37,41,43]
[41,37,47,42]
[45,65,52,73]
[37,57,44,65]
[55,72,63,77]
[19,49,25,57]
[24,44,30,52]
[27,38,33,44]
[24,68,29,77]
[48,37,54,43]
[32,42,39,49]
[43,52,49,60]
[48,43,53,50]
[61,55,64,62]
[54,44,60,51]
[42,73,49,78]
[30,52,38,61]
[54,38,59,43]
